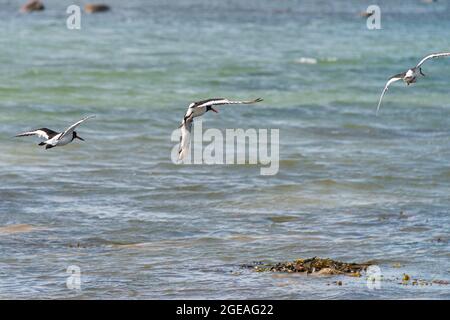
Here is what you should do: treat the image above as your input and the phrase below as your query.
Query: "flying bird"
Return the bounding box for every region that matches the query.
[177,98,263,161]
[15,115,95,149]
[376,52,450,115]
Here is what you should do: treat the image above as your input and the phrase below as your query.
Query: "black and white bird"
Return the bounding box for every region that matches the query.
[15,115,95,149]
[377,52,450,115]
[178,98,263,161]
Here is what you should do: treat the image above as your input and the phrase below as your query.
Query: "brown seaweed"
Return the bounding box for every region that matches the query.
[243,257,372,276]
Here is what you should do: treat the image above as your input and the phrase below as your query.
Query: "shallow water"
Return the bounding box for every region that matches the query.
[0,0,449,299]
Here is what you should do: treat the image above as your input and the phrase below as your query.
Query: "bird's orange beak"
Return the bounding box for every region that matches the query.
[211,107,219,113]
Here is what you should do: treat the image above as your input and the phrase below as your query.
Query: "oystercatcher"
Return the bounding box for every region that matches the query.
[15,115,95,149]
[377,52,450,115]
[178,98,263,161]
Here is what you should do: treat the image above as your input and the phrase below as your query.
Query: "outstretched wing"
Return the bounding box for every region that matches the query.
[15,128,58,140]
[192,98,263,109]
[178,117,193,161]
[376,74,404,115]
[416,52,450,68]
[58,115,95,141]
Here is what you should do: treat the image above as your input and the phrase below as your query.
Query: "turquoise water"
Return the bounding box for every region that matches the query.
[0,0,449,299]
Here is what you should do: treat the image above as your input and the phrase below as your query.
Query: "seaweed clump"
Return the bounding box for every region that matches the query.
[245,257,372,276]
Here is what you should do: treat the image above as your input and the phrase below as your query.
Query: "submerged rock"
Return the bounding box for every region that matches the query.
[243,258,449,286]
[0,224,42,235]
[359,11,374,18]
[244,257,372,276]
[20,0,44,13]
[84,4,110,13]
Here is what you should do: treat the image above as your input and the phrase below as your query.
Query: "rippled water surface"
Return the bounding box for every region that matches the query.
[0,0,449,299]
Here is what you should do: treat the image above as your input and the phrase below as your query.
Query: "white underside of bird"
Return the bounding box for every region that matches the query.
[177,98,263,161]
[44,132,73,147]
[376,52,450,115]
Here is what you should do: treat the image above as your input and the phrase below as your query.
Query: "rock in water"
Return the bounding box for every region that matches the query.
[0,224,41,235]
[359,11,374,18]
[84,4,110,14]
[20,0,44,13]
[244,257,372,276]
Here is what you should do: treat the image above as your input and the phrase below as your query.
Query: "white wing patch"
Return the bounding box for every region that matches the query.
[193,98,263,109]
[416,52,450,68]
[376,76,403,115]
[15,129,56,140]
[58,115,95,141]
[178,118,193,161]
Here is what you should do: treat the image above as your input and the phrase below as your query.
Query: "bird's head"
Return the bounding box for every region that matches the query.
[72,131,85,141]
[206,106,219,113]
